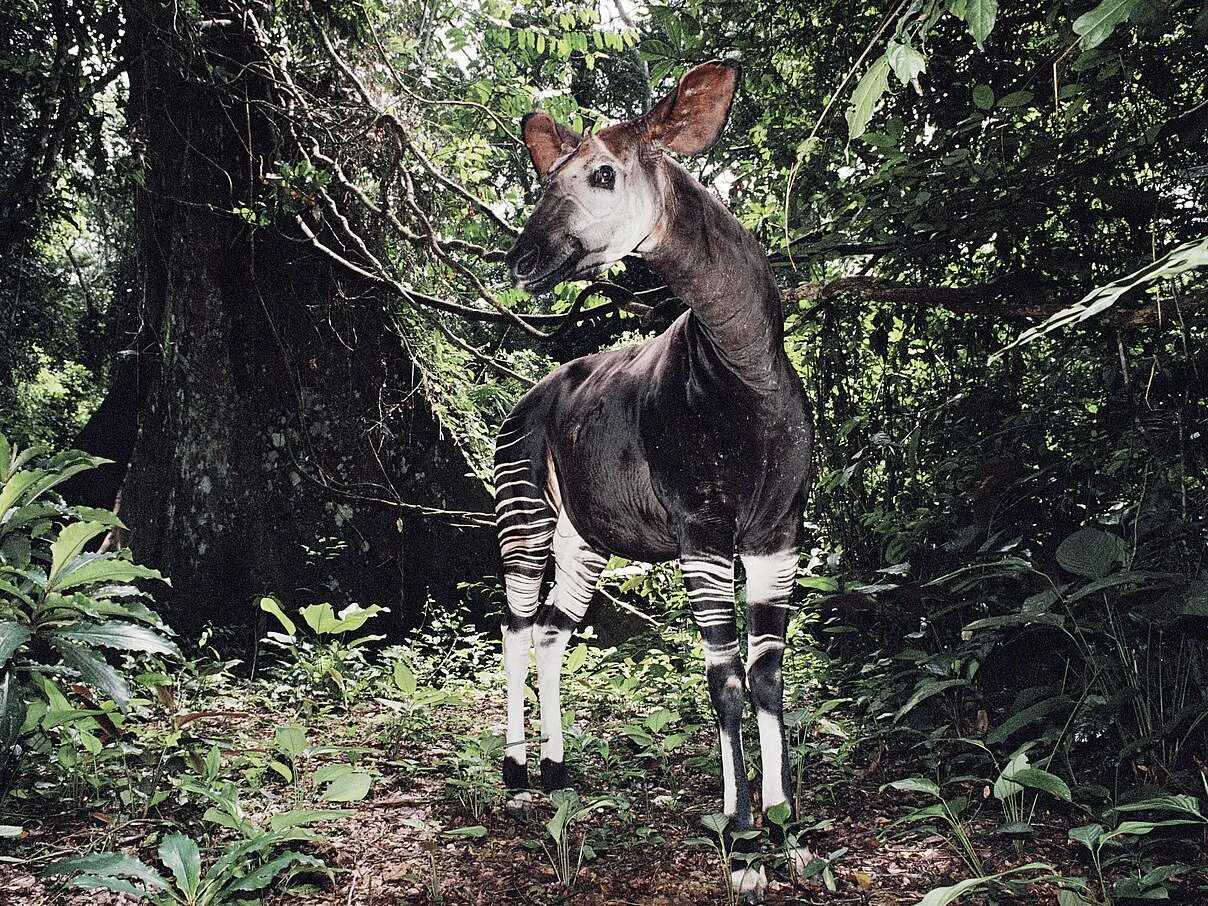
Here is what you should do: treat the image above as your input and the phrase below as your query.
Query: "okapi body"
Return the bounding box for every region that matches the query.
[495,61,813,898]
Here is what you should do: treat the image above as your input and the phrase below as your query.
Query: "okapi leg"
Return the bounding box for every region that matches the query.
[742,549,809,869]
[533,511,606,789]
[495,434,556,805]
[681,553,765,900]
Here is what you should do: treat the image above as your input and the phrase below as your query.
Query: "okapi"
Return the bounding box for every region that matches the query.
[495,60,813,898]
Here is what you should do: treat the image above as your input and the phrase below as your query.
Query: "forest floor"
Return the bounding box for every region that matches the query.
[0,619,1198,905]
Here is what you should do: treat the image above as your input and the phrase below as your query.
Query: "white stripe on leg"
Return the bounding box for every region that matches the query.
[502,625,532,768]
[757,708,786,808]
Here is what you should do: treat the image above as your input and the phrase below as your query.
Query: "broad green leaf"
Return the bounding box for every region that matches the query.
[49,522,109,583]
[0,622,32,667]
[0,471,41,521]
[895,678,968,721]
[998,236,1208,355]
[46,851,170,891]
[158,834,201,898]
[392,660,417,696]
[443,825,488,839]
[913,863,1051,906]
[225,851,325,893]
[886,41,926,85]
[52,557,165,592]
[274,725,308,758]
[1011,767,1072,801]
[1073,0,1139,50]
[1069,823,1105,851]
[973,84,994,110]
[312,763,354,785]
[1056,528,1125,579]
[57,623,179,657]
[966,0,998,48]
[846,54,891,140]
[0,437,9,479]
[565,642,589,673]
[1058,890,1095,906]
[997,821,1034,837]
[0,670,26,750]
[886,777,941,797]
[259,596,296,636]
[700,812,728,835]
[50,639,131,709]
[72,876,155,899]
[301,602,385,636]
[321,770,372,802]
[269,809,353,830]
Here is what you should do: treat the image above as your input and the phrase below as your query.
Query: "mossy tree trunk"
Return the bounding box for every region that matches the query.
[108,1,493,640]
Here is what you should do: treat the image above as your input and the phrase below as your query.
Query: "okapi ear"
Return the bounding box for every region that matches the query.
[521,111,580,178]
[644,60,741,155]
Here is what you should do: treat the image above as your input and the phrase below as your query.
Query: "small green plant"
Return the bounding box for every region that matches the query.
[46,829,326,904]
[1067,791,1206,905]
[686,812,763,906]
[539,789,623,889]
[881,776,983,876]
[763,801,837,885]
[258,596,385,704]
[0,437,178,780]
[444,731,503,820]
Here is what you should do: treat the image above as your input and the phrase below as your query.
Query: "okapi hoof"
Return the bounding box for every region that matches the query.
[786,846,817,882]
[504,790,534,822]
[539,757,569,791]
[730,864,767,903]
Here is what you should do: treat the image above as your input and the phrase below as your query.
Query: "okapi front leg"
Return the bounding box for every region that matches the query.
[682,554,765,901]
[742,550,810,871]
[534,513,606,790]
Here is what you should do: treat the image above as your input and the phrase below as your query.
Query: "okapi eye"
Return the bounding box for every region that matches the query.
[591,165,616,189]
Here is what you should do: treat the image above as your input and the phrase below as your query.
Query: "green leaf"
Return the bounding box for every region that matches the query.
[49,522,109,584]
[565,642,589,673]
[700,812,729,836]
[1011,767,1072,802]
[886,777,941,797]
[0,671,29,750]
[1068,823,1105,851]
[997,236,1208,355]
[846,54,891,140]
[966,0,998,48]
[997,821,1035,837]
[0,471,42,522]
[1073,0,1139,50]
[0,622,32,668]
[886,41,926,85]
[972,84,995,110]
[259,596,296,636]
[1056,528,1125,579]
[50,639,131,709]
[392,660,417,696]
[321,770,372,802]
[52,557,164,592]
[269,809,353,830]
[72,876,155,899]
[46,851,170,891]
[274,725,308,758]
[895,678,968,721]
[158,835,201,898]
[225,851,325,893]
[57,623,180,657]
[913,862,1051,906]
[443,825,488,839]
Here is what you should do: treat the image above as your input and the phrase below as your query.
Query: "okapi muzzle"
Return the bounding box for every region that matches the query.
[504,202,588,295]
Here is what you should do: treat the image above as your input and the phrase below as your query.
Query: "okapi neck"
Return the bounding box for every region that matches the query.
[644,161,788,393]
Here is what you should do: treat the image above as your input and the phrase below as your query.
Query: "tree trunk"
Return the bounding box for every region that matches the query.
[115,1,493,640]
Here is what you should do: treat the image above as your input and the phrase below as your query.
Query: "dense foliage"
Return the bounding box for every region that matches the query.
[0,0,1205,903]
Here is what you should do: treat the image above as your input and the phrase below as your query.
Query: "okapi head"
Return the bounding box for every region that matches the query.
[505,60,741,293]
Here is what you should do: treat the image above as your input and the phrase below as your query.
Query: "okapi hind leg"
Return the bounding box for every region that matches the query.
[495,426,556,812]
[742,549,812,874]
[533,511,606,791]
